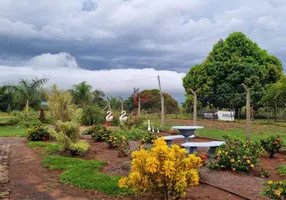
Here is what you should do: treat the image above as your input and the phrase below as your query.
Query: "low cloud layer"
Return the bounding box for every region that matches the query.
[0,53,186,101]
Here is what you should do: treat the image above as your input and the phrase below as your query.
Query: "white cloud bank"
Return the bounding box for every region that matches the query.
[0,52,186,100]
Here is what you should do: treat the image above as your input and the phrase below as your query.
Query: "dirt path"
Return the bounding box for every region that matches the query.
[0,136,274,200]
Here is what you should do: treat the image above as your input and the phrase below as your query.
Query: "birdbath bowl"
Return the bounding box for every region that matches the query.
[171,126,204,143]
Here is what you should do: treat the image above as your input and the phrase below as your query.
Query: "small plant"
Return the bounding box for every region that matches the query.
[120,116,144,129]
[105,134,124,149]
[70,140,90,156]
[277,165,286,176]
[197,152,208,166]
[118,138,202,200]
[258,167,271,178]
[141,132,158,144]
[90,124,112,141]
[39,108,46,123]
[262,180,286,200]
[207,135,264,172]
[55,120,90,156]
[117,137,130,157]
[260,135,284,158]
[28,127,52,141]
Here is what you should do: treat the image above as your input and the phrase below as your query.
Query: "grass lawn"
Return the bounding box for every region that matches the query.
[0,126,27,137]
[27,141,64,155]
[196,127,286,149]
[277,165,286,176]
[42,156,132,196]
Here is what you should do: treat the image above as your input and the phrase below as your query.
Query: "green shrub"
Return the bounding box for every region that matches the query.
[82,127,93,135]
[70,140,90,156]
[54,120,90,156]
[262,180,286,199]
[141,132,159,144]
[55,120,80,144]
[120,116,144,129]
[207,135,265,172]
[260,135,284,158]
[27,127,52,141]
[90,124,112,141]
[47,85,77,123]
[113,127,149,141]
[81,104,105,126]
[104,133,130,157]
[9,110,42,128]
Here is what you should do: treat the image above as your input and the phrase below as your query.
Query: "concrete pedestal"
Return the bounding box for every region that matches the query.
[105,121,112,126]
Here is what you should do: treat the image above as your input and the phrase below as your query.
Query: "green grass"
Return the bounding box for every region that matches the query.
[196,127,286,151]
[27,141,64,155]
[0,126,27,137]
[196,127,286,144]
[0,112,10,117]
[277,165,286,176]
[42,156,132,196]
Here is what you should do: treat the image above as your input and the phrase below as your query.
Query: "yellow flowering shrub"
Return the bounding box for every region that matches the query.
[262,180,286,200]
[118,138,202,200]
[207,135,264,172]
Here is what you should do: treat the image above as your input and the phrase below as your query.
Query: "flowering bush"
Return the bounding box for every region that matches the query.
[90,124,112,141]
[141,132,159,144]
[260,135,284,158]
[28,127,52,141]
[207,135,264,172]
[262,180,286,200]
[104,134,130,157]
[118,138,202,199]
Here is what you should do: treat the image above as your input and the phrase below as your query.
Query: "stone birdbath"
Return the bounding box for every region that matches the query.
[171,126,204,143]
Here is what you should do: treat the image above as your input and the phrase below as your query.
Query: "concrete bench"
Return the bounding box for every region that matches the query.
[181,141,225,156]
[163,135,195,147]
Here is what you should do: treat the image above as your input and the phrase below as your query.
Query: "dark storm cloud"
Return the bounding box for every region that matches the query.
[0,0,286,101]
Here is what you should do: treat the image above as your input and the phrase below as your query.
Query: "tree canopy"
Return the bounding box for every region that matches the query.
[139,89,180,114]
[183,32,283,109]
[3,78,48,110]
[262,75,286,108]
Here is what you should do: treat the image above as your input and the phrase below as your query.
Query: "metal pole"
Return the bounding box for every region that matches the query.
[189,89,197,126]
[119,97,123,112]
[241,84,250,141]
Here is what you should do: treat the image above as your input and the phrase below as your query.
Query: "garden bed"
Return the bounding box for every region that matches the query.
[5,127,286,200]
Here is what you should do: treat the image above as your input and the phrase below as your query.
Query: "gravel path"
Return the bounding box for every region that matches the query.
[200,168,270,200]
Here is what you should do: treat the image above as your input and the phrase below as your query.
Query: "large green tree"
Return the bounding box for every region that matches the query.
[262,75,286,107]
[183,32,283,110]
[4,78,48,110]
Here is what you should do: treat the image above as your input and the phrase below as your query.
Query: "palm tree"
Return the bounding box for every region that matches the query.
[71,81,92,107]
[4,78,48,111]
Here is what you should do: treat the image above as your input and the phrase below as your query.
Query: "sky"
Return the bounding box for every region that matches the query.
[0,0,286,102]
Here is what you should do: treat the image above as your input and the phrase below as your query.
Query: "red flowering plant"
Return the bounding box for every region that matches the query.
[260,134,284,158]
[27,127,52,141]
[197,152,208,166]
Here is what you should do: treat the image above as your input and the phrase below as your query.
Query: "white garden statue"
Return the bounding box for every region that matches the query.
[119,110,128,122]
[106,111,114,122]
[147,120,151,132]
